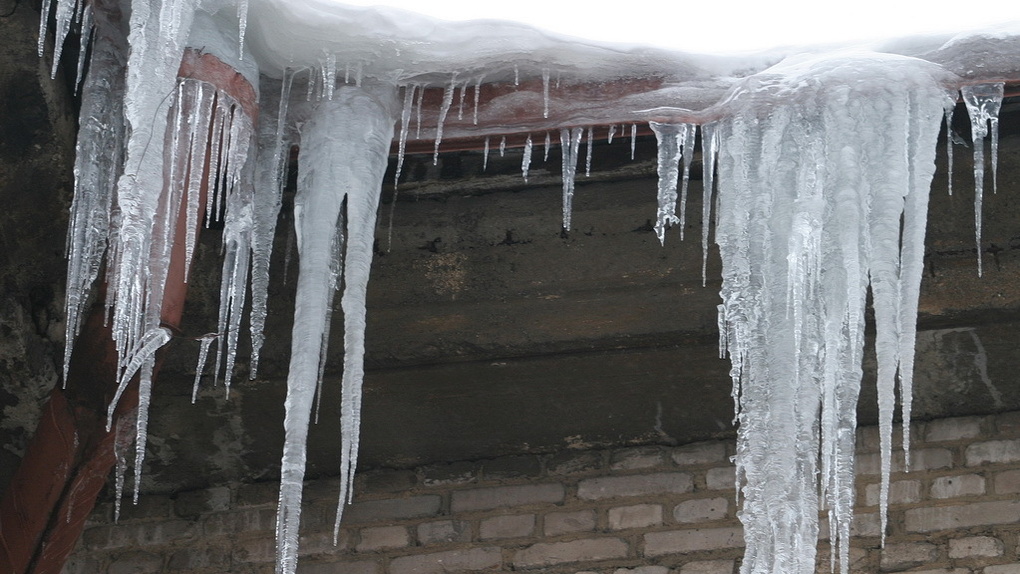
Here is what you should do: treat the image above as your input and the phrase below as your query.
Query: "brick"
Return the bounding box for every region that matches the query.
[679,560,735,574]
[451,484,564,512]
[546,451,603,476]
[994,470,1020,493]
[967,440,1020,466]
[343,495,441,523]
[167,546,231,570]
[856,424,908,453]
[513,538,629,568]
[856,448,952,475]
[233,537,276,564]
[906,500,1020,532]
[705,467,736,491]
[83,521,197,550]
[544,510,596,536]
[819,512,881,539]
[985,565,1020,574]
[480,514,535,540]
[608,504,663,530]
[236,481,279,507]
[643,527,744,557]
[357,469,418,494]
[116,495,172,522]
[926,416,983,442]
[904,570,969,574]
[299,530,349,556]
[996,412,1020,435]
[880,542,937,570]
[674,498,728,523]
[108,551,162,574]
[356,526,408,551]
[202,508,276,536]
[577,472,692,500]
[864,480,921,506]
[949,536,1003,558]
[482,455,542,480]
[611,447,666,471]
[614,567,669,574]
[174,486,232,517]
[931,474,985,498]
[417,520,472,545]
[673,442,727,466]
[390,547,502,574]
[297,560,378,574]
[421,461,479,487]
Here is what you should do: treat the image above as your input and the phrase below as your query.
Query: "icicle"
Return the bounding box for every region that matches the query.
[457,80,467,120]
[415,81,424,138]
[483,137,490,171]
[354,61,363,87]
[499,136,506,157]
[542,68,551,118]
[473,75,483,125]
[585,127,594,177]
[192,334,217,403]
[560,127,584,232]
[112,412,135,522]
[678,124,696,241]
[961,82,1004,276]
[344,61,350,84]
[74,3,94,91]
[132,353,157,503]
[521,134,533,182]
[945,105,955,196]
[544,132,551,162]
[49,0,77,78]
[37,0,53,57]
[314,210,345,425]
[323,52,337,100]
[237,0,248,59]
[701,122,718,287]
[630,123,637,160]
[649,121,686,245]
[513,64,519,86]
[395,84,417,188]
[607,124,617,144]
[277,85,397,574]
[434,77,459,165]
[714,53,949,574]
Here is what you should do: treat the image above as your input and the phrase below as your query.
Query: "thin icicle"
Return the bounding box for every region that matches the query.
[456,80,467,120]
[649,121,686,245]
[701,122,718,287]
[585,127,593,177]
[49,0,77,78]
[473,75,483,125]
[630,123,637,160]
[513,64,519,86]
[961,82,1004,276]
[560,127,584,232]
[314,210,345,425]
[74,3,94,91]
[483,136,490,171]
[395,84,417,188]
[192,334,217,403]
[323,52,337,100]
[237,0,249,59]
[415,82,424,138]
[521,134,533,182]
[945,105,955,196]
[607,124,617,144]
[499,136,506,157]
[544,131,551,161]
[542,68,551,118]
[678,123,696,241]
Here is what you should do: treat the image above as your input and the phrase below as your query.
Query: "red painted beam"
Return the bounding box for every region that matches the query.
[0,50,257,574]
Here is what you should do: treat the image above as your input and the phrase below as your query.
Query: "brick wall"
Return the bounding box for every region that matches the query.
[64,411,1020,574]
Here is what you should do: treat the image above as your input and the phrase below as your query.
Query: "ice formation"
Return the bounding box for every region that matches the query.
[40,1,1015,573]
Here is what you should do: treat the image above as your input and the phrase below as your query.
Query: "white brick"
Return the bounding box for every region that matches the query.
[614,567,669,574]
[967,440,1020,466]
[417,520,471,545]
[643,527,744,557]
[451,484,564,512]
[356,526,408,552]
[906,501,1020,532]
[577,472,692,500]
[906,570,969,574]
[864,480,921,506]
[856,448,952,475]
[880,542,937,570]
[679,560,734,574]
[672,442,727,466]
[926,417,982,442]
[985,565,1020,574]
[479,514,534,540]
[818,513,880,540]
[390,547,501,574]
[608,504,663,530]
[705,467,736,491]
[674,498,728,523]
[931,474,985,499]
[513,538,628,568]
[994,470,1020,494]
[611,447,666,471]
[544,510,596,536]
[949,536,1003,558]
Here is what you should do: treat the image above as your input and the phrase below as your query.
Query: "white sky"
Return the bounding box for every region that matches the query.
[337,0,1017,54]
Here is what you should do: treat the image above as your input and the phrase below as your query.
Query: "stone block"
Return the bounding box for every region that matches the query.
[614,567,669,574]
[679,559,735,574]
[297,560,378,574]
[420,461,479,487]
[985,565,1020,574]
[906,501,1020,532]
[994,469,1020,493]
[175,486,232,517]
[513,538,629,568]
[357,469,418,494]
[356,526,408,552]
[417,520,472,545]
[966,440,1020,466]
[236,481,279,507]
[925,416,983,442]
[108,551,162,574]
[864,480,921,506]
[202,508,276,536]
[931,474,986,499]
[480,514,535,540]
[948,536,1003,558]
[544,510,596,536]
[674,498,728,523]
[608,504,663,530]
[856,448,952,475]
[167,545,231,570]
[482,455,542,480]
[879,542,937,570]
[546,451,603,476]
[233,537,276,564]
[390,547,502,574]
[451,483,564,512]
[643,527,744,557]
[577,472,692,500]
[672,442,727,466]
[705,467,736,491]
[610,447,666,471]
[343,495,442,524]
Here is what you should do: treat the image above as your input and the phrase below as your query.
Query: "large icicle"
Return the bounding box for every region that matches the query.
[960,82,1005,276]
[649,121,690,245]
[713,53,950,574]
[560,127,584,232]
[276,84,396,574]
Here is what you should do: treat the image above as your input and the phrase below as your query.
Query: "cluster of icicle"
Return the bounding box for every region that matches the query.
[44,1,1008,574]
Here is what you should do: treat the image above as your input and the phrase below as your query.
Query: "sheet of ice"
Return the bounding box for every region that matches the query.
[277,84,396,573]
[712,52,952,574]
[961,82,1005,276]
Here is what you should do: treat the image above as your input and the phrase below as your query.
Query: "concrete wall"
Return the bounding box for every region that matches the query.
[65,410,1020,574]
